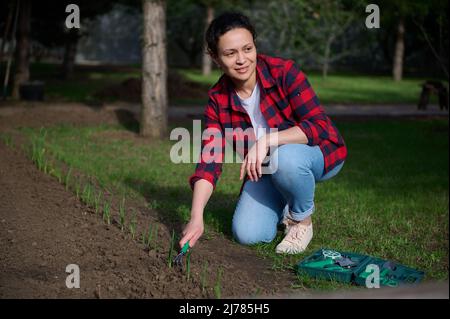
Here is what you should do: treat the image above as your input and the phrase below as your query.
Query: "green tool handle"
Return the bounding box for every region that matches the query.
[304,258,334,268]
[181,241,190,254]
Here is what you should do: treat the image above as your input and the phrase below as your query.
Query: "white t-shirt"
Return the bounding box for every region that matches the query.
[236,83,269,140]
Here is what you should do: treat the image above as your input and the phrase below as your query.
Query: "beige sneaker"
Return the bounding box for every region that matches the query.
[276,219,313,254]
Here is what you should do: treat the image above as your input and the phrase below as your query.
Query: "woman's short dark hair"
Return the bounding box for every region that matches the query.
[205,12,257,57]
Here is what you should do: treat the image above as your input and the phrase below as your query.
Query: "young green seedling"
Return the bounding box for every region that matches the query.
[41,131,48,171]
[141,231,146,246]
[103,200,111,224]
[65,167,72,191]
[119,197,126,231]
[153,224,158,251]
[75,181,81,199]
[86,184,93,205]
[47,161,52,174]
[1,133,13,147]
[81,184,88,204]
[146,224,154,248]
[94,191,102,215]
[129,209,137,240]
[43,158,48,174]
[90,185,96,206]
[31,131,46,172]
[39,127,47,140]
[55,168,62,183]
[214,266,223,299]
[38,149,45,172]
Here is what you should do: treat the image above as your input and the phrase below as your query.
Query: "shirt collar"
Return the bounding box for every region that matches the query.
[256,54,276,89]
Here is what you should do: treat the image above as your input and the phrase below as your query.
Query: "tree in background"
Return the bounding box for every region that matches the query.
[201,1,215,76]
[375,0,448,81]
[75,4,142,64]
[412,0,448,78]
[376,0,413,81]
[166,0,206,68]
[166,0,242,74]
[0,1,16,63]
[141,0,168,138]
[249,0,365,78]
[12,0,31,99]
[31,1,114,79]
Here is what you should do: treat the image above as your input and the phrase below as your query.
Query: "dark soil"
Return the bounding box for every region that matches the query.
[0,104,296,299]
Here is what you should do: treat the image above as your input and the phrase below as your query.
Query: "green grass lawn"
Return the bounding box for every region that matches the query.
[179,69,444,105]
[29,63,141,103]
[16,118,448,291]
[0,62,141,103]
[2,62,444,105]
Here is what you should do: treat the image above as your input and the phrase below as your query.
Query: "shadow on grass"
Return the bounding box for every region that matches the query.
[114,109,140,133]
[123,177,238,240]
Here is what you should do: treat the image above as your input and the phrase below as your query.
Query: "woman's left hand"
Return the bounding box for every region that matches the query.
[240,135,270,182]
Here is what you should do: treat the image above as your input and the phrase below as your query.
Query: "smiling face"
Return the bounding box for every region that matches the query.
[213,28,257,87]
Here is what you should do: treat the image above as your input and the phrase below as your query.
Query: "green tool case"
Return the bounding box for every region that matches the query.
[297,248,425,287]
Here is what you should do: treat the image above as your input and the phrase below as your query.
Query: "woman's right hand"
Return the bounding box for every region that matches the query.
[179,217,204,249]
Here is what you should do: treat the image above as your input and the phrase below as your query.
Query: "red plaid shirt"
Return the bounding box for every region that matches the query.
[189,54,347,192]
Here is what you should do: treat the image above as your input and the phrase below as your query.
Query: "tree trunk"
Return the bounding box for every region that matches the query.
[393,18,405,82]
[12,0,31,100]
[322,38,332,79]
[322,61,329,79]
[61,32,79,80]
[202,5,214,76]
[141,0,168,138]
[0,1,14,63]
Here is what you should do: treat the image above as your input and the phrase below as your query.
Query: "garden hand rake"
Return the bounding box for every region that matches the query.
[173,241,190,268]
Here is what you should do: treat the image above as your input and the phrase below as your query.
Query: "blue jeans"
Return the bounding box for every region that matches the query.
[232,144,344,245]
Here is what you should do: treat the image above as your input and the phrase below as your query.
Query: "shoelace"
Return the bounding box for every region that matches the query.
[285,224,308,243]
